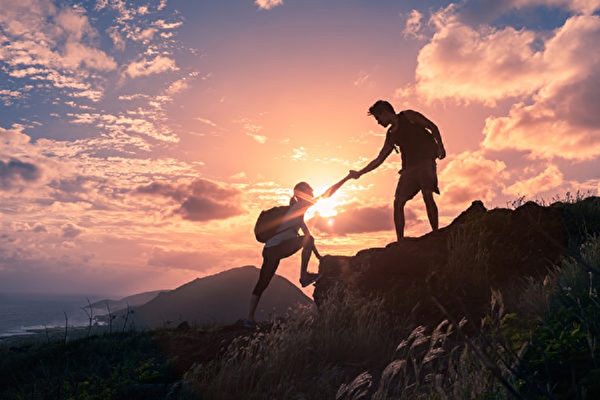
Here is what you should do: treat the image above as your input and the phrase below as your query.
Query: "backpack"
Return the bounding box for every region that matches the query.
[254,205,291,243]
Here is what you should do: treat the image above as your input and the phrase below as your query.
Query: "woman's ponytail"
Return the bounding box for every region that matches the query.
[289,195,297,206]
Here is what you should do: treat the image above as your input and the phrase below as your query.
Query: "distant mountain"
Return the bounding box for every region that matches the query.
[88,290,167,314]
[124,266,313,329]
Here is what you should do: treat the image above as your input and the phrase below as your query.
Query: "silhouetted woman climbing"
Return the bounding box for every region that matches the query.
[246,175,350,326]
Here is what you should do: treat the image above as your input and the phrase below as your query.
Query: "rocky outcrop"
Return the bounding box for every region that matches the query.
[314,198,600,324]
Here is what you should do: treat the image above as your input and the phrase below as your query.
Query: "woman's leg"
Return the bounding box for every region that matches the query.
[248,253,280,322]
[300,235,315,278]
[250,237,318,295]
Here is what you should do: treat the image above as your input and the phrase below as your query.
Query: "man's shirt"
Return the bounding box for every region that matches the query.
[384,111,438,169]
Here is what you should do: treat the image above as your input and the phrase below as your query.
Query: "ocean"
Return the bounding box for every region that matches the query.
[0,292,108,338]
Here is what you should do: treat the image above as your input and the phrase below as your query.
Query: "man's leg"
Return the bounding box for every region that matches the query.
[422,190,439,232]
[393,197,407,241]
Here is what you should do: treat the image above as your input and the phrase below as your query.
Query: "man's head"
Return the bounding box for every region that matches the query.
[368,100,396,127]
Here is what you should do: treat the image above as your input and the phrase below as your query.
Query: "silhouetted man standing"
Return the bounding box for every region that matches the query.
[349,100,446,240]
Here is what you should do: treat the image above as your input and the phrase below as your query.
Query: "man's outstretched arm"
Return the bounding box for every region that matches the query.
[404,110,446,159]
[350,142,394,179]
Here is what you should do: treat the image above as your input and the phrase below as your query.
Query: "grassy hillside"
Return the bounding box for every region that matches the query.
[2,196,600,399]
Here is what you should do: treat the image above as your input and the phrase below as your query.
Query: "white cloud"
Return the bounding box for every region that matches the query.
[68,112,179,143]
[165,78,189,96]
[124,55,178,78]
[195,117,217,127]
[255,0,283,10]
[292,147,307,161]
[247,133,267,144]
[0,1,116,72]
[353,72,370,87]
[154,19,183,30]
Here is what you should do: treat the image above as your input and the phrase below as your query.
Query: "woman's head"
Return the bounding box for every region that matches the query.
[291,181,314,205]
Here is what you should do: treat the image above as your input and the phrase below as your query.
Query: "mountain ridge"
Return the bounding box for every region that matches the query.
[121,265,313,329]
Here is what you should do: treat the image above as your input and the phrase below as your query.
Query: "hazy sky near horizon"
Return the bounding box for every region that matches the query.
[1,0,600,296]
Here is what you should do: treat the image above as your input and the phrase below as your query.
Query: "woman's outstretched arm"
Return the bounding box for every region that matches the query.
[318,173,351,200]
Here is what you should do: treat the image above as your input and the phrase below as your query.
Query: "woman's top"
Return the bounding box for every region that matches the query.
[264,200,306,248]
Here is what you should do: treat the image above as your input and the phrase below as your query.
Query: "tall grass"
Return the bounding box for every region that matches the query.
[182,284,513,399]
[183,237,600,399]
[183,286,403,399]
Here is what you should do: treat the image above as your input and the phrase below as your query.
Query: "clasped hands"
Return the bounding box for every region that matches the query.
[348,170,362,179]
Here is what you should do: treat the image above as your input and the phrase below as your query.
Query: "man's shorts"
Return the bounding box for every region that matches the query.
[395,159,439,202]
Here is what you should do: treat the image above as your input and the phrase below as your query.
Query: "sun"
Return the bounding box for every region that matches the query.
[305,184,345,220]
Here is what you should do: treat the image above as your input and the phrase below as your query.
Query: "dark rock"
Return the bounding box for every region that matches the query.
[314,198,600,326]
[176,321,190,332]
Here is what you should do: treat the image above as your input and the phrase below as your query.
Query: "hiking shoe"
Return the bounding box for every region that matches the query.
[300,272,320,287]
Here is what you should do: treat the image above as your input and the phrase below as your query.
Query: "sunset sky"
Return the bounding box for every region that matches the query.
[1,0,599,296]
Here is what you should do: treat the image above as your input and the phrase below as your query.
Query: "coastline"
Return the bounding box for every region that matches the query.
[0,323,111,347]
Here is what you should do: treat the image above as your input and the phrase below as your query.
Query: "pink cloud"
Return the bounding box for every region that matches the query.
[311,203,418,235]
[503,164,564,196]
[438,151,508,210]
[482,15,600,160]
[135,178,244,222]
[403,9,425,39]
[414,4,600,161]
[415,9,544,105]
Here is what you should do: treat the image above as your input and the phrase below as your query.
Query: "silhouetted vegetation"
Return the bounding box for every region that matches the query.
[2,196,600,399]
